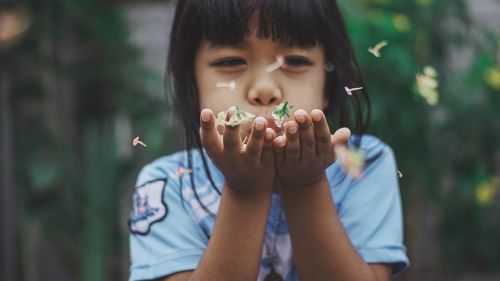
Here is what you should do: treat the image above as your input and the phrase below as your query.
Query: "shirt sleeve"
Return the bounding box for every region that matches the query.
[337,141,410,275]
[129,162,208,281]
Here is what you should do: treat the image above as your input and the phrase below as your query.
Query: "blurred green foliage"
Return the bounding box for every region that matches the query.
[8,0,174,280]
[5,0,500,280]
[341,0,500,274]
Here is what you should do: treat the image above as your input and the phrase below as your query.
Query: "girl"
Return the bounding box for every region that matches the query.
[128,1,409,280]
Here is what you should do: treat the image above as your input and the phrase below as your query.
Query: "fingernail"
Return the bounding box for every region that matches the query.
[255,118,265,131]
[265,129,273,139]
[278,136,286,147]
[201,109,211,122]
[311,110,322,122]
[288,124,297,134]
[295,111,306,123]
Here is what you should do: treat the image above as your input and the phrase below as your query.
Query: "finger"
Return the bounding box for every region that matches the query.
[273,135,287,166]
[284,121,300,162]
[311,109,332,156]
[294,109,315,159]
[200,109,223,163]
[329,127,351,163]
[261,128,276,164]
[223,126,242,161]
[223,108,242,162]
[331,127,351,146]
[245,117,267,164]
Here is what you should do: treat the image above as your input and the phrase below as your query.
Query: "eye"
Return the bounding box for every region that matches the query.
[283,56,313,68]
[211,57,246,68]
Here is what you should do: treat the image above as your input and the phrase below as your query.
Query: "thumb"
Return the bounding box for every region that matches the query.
[330,127,351,146]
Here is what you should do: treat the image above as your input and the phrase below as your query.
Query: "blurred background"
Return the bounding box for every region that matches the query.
[0,0,499,280]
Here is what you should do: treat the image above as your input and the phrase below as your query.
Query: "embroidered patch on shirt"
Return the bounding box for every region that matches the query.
[129,179,168,235]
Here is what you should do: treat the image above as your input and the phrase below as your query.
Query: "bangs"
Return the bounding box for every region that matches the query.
[193,0,327,47]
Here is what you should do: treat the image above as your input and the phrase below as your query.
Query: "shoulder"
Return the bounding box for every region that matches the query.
[130,150,196,235]
[352,134,396,171]
[351,134,391,159]
[135,150,192,186]
[332,137,409,274]
[347,134,399,184]
[327,135,395,182]
[330,135,402,215]
[326,134,400,207]
[350,135,398,188]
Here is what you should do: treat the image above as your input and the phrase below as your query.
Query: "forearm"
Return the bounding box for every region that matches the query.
[189,183,272,281]
[280,175,377,281]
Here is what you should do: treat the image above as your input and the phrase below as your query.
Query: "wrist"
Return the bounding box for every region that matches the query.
[223,180,274,198]
[278,172,328,190]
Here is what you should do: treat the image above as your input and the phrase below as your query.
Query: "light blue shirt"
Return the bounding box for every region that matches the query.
[128,135,410,280]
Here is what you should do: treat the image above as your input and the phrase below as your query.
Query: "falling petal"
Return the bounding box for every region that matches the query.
[170,167,192,181]
[177,167,192,178]
[368,40,388,58]
[335,146,365,179]
[345,86,363,96]
[216,81,236,90]
[265,55,285,73]
[344,86,352,96]
[132,136,147,147]
[368,49,381,58]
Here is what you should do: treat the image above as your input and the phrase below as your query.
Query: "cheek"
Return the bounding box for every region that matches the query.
[195,65,241,112]
[198,87,241,113]
[286,73,326,110]
[196,69,221,109]
[309,70,327,108]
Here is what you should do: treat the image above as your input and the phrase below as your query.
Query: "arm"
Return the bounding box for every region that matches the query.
[188,185,273,281]
[162,186,271,281]
[274,109,391,281]
[280,176,391,281]
[130,108,277,281]
[160,187,273,281]
[183,108,276,281]
[163,180,391,281]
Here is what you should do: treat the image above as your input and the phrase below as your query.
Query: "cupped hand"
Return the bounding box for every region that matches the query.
[273,109,351,188]
[200,108,277,193]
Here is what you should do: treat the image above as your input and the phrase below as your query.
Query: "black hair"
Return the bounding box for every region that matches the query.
[166,0,370,216]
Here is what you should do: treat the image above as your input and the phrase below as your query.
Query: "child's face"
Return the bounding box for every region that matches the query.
[195,33,327,134]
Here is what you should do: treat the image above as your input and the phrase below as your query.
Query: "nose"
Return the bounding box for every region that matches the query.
[247,73,283,106]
